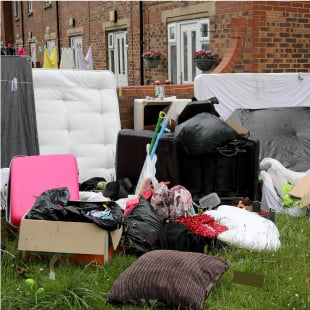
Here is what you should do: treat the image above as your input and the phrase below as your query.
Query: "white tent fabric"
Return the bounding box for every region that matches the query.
[194,73,310,120]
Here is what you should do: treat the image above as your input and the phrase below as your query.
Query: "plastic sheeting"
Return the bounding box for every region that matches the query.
[228,107,310,172]
[194,73,310,121]
[1,56,39,167]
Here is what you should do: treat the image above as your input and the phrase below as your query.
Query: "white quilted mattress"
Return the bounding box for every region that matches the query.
[32,69,121,183]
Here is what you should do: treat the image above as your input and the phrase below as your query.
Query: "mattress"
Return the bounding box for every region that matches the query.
[32,69,121,182]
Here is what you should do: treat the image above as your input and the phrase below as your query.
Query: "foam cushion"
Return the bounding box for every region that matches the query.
[107,250,230,310]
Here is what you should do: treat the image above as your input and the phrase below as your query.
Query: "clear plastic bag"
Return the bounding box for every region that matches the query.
[135,144,158,196]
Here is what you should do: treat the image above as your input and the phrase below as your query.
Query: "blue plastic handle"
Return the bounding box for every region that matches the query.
[150,116,170,159]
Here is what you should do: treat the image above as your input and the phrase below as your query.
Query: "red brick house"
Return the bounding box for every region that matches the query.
[1,1,310,127]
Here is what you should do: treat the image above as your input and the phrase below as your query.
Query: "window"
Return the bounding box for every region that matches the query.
[168,18,210,84]
[14,0,19,17]
[45,0,52,5]
[28,1,33,13]
[108,30,128,87]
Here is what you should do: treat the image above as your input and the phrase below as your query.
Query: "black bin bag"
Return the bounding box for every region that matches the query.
[177,96,220,125]
[175,112,240,155]
[123,197,161,256]
[25,187,124,231]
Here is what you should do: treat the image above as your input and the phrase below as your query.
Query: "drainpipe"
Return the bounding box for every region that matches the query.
[56,1,61,63]
[20,1,25,47]
[139,1,144,85]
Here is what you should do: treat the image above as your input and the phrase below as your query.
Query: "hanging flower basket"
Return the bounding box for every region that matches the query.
[144,58,160,68]
[195,58,216,72]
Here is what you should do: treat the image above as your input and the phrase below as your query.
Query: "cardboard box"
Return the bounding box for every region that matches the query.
[18,219,122,265]
[288,172,310,208]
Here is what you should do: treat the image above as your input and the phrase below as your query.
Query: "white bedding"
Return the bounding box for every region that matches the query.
[206,205,281,251]
[32,69,121,182]
[194,73,310,120]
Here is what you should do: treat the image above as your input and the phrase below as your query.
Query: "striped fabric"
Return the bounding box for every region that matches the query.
[107,250,230,310]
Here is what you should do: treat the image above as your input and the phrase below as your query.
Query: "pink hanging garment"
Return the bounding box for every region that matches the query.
[18,47,26,56]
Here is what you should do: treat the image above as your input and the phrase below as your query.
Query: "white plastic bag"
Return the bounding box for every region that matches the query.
[135,144,158,196]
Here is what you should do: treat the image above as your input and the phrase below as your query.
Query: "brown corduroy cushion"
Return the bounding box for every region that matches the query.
[107,250,230,310]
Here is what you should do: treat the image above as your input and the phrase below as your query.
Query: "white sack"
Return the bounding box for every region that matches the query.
[205,205,281,251]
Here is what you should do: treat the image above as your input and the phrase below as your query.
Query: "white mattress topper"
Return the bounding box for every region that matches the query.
[32,69,121,183]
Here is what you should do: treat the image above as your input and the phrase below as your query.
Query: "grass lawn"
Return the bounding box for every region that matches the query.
[1,213,309,310]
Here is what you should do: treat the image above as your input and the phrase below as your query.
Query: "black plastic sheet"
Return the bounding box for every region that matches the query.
[25,187,124,231]
[228,107,310,172]
[1,56,39,167]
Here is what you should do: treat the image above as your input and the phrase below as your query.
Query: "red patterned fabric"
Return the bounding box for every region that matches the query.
[177,214,228,238]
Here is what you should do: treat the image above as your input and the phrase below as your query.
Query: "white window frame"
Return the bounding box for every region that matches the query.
[168,23,176,42]
[168,18,210,84]
[199,19,210,41]
[28,1,33,13]
[70,35,82,49]
[14,0,19,17]
[108,33,114,48]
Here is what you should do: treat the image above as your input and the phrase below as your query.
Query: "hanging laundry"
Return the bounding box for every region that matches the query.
[76,46,93,70]
[17,47,26,56]
[43,47,58,68]
[1,46,15,55]
[30,45,37,67]
[60,48,75,69]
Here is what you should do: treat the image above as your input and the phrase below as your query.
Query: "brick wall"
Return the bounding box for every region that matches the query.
[2,1,309,75]
[117,84,194,129]
[213,1,310,73]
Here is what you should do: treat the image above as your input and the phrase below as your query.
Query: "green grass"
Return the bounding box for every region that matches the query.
[1,214,309,310]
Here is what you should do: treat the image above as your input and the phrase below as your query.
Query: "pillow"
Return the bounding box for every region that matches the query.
[107,250,230,310]
[174,112,239,155]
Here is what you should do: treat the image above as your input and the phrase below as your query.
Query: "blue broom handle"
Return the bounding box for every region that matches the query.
[150,116,170,159]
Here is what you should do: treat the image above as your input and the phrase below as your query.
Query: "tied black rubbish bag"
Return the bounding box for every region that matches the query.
[25,187,124,231]
[123,197,161,256]
[174,112,240,155]
[177,96,220,125]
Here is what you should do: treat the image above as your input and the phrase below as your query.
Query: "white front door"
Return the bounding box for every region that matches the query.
[180,23,197,84]
[109,31,128,86]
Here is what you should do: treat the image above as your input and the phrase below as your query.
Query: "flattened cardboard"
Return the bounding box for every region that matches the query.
[18,219,122,255]
[233,271,264,288]
[226,120,250,136]
[287,172,310,208]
